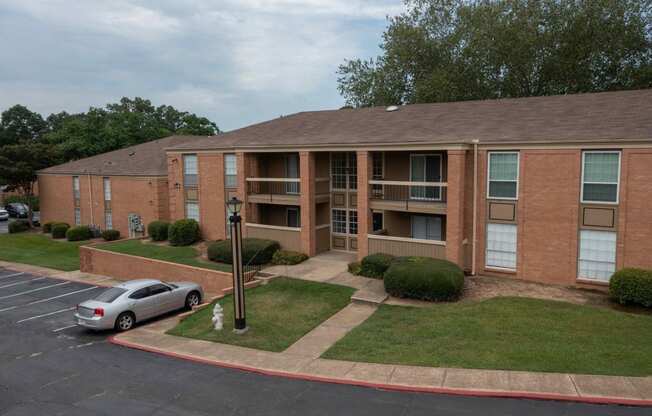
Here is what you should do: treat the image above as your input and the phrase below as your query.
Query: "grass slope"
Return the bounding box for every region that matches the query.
[0,233,85,271]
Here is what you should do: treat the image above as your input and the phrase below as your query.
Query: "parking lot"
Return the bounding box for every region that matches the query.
[0,219,8,234]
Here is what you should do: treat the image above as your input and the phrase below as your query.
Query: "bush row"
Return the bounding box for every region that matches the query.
[8,220,30,234]
[610,268,652,308]
[207,238,281,265]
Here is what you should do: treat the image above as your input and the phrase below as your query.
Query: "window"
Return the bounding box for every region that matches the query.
[285,154,299,194]
[225,154,237,188]
[411,215,442,241]
[371,152,384,197]
[332,209,347,234]
[93,287,127,303]
[183,155,198,187]
[372,212,384,232]
[148,284,171,296]
[410,154,442,201]
[486,223,517,270]
[581,151,620,204]
[129,288,149,300]
[287,207,300,228]
[348,210,358,235]
[488,152,519,199]
[72,176,80,200]
[578,230,616,281]
[349,153,358,190]
[74,208,81,226]
[331,153,347,190]
[103,177,111,201]
[186,201,200,222]
[105,211,113,229]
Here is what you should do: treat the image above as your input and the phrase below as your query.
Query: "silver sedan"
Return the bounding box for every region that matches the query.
[74,279,204,331]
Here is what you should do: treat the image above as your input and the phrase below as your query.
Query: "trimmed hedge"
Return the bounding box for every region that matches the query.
[384,256,464,301]
[348,261,362,276]
[168,219,200,246]
[207,238,280,265]
[272,250,308,265]
[51,223,70,239]
[147,221,170,242]
[8,220,30,234]
[43,221,58,233]
[66,225,93,242]
[360,253,395,279]
[610,268,652,308]
[101,229,121,241]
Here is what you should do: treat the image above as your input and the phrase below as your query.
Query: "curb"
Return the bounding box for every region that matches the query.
[108,335,652,407]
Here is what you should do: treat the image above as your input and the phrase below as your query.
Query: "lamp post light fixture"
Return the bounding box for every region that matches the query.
[226,197,247,334]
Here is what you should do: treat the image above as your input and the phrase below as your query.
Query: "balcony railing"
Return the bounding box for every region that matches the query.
[369,180,447,202]
[245,223,301,252]
[247,177,301,197]
[368,234,446,259]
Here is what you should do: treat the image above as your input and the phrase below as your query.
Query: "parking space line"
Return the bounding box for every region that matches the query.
[16,307,76,323]
[52,324,78,333]
[0,276,48,289]
[0,281,70,302]
[0,272,25,280]
[26,286,99,306]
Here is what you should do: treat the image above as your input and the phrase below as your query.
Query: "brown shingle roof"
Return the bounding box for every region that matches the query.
[170,89,652,151]
[39,135,206,176]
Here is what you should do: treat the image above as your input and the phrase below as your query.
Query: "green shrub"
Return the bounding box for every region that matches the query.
[4,195,39,211]
[384,257,465,301]
[8,220,30,234]
[610,268,652,308]
[348,261,362,275]
[147,221,170,241]
[208,238,280,265]
[51,223,70,239]
[101,229,121,241]
[43,221,58,233]
[168,219,200,246]
[66,225,93,242]
[272,250,308,265]
[360,253,395,279]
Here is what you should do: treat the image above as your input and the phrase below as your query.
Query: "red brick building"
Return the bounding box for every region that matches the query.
[38,136,199,237]
[39,89,652,288]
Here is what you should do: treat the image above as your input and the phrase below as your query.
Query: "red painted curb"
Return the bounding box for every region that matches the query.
[108,335,652,407]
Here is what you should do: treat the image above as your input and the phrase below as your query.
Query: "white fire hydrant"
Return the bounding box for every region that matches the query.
[212,303,224,331]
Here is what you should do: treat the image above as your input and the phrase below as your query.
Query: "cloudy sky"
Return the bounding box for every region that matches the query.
[0,0,404,131]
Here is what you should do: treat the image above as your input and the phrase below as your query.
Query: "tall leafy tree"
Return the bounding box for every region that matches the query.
[338,0,652,107]
[0,105,47,146]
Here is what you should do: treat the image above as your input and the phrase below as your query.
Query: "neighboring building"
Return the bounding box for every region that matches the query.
[38,136,200,237]
[37,89,652,289]
[164,89,652,288]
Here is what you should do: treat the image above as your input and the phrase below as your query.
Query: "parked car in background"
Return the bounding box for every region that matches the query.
[74,279,203,331]
[31,211,40,226]
[5,203,29,218]
[0,209,8,221]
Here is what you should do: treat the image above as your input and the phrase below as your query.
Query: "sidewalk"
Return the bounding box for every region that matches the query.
[111,314,652,407]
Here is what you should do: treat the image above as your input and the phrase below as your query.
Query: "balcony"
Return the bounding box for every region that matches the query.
[245,223,302,252]
[368,180,447,215]
[247,178,301,205]
[368,233,446,259]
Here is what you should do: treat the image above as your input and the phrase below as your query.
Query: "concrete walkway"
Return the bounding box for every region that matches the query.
[112,315,652,406]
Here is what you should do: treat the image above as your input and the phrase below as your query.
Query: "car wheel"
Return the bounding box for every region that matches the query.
[115,312,135,331]
[185,291,201,310]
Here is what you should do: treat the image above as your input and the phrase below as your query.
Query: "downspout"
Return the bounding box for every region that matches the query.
[87,173,95,226]
[471,139,479,276]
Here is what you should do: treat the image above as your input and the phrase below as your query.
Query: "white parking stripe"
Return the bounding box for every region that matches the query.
[26,286,99,306]
[16,307,76,323]
[0,276,47,289]
[0,281,70,302]
[52,324,78,332]
[0,272,25,280]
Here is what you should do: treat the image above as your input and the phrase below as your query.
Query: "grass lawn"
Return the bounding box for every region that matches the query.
[322,297,652,377]
[167,277,355,352]
[0,233,86,271]
[99,239,231,272]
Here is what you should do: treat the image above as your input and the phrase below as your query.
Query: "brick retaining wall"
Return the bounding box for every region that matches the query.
[80,245,234,294]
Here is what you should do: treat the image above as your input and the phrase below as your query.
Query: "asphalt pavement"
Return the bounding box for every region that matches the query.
[0,266,648,415]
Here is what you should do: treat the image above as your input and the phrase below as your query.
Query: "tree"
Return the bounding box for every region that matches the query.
[0,105,47,146]
[0,142,61,226]
[338,0,652,107]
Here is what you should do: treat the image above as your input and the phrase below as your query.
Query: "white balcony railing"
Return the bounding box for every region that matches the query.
[369,180,448,202]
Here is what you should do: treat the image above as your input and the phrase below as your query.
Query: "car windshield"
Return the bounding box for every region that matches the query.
[93,287,127,303]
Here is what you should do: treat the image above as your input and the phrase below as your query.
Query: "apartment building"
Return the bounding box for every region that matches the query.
[38,136,200,237]
[165,89,652,288]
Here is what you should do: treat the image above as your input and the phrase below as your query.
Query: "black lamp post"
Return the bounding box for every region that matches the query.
[226,197,247,333]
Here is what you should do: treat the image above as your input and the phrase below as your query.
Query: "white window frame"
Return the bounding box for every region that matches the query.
[485,223,518,271]
[580,150,621,205]
[224,154,237,188]
[72,176,80,200]
[104,211,113,230]
[103,177,111,201]
[185,200,200,222]
[410,215,443,242]
[578,229,617,282]
[409,153,443,201]
[74,207,81,226]
[331,208,348,235]
[286,207,300,228]
[487,151,520,201]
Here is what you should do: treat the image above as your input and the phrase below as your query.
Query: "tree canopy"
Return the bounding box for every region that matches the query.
[338,0,652,107]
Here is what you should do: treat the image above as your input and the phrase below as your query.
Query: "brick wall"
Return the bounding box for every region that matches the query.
[80,244,233,294]
[39,174,75,226]
[620,149,652,270]
[198,153,227,241]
